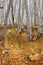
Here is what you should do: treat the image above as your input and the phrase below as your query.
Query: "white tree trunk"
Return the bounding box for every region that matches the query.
[17,0,21,31]
[2,0,12,38]
[41,0,43,25]
[24,0,32,39]
[33,0,38,25]
[21,0,24,29]
[37,0,42,36]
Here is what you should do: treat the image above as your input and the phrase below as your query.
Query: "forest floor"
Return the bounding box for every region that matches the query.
[0,28,43,65]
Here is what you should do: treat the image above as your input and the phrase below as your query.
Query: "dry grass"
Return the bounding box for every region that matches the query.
[0,28,43,65]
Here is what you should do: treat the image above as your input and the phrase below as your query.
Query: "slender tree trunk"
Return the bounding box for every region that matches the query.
[1,0,12,46]
[11,0,15,29]
[24,0,32,40]
[41,0,43,25]
[33,0,38,25]
[37,0,42,36]
[21,0,24,29]
[18,0,21,31]
[29,0,33,40]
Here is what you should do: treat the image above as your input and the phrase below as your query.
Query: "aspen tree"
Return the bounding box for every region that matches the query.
[17,0,21,31]
[37,0,42,36]
[24,0,32,40]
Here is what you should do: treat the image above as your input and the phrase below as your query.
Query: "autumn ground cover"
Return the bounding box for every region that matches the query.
[0,28,43,65]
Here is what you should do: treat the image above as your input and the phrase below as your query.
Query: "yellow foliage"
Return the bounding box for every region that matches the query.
[2,50,5,54]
